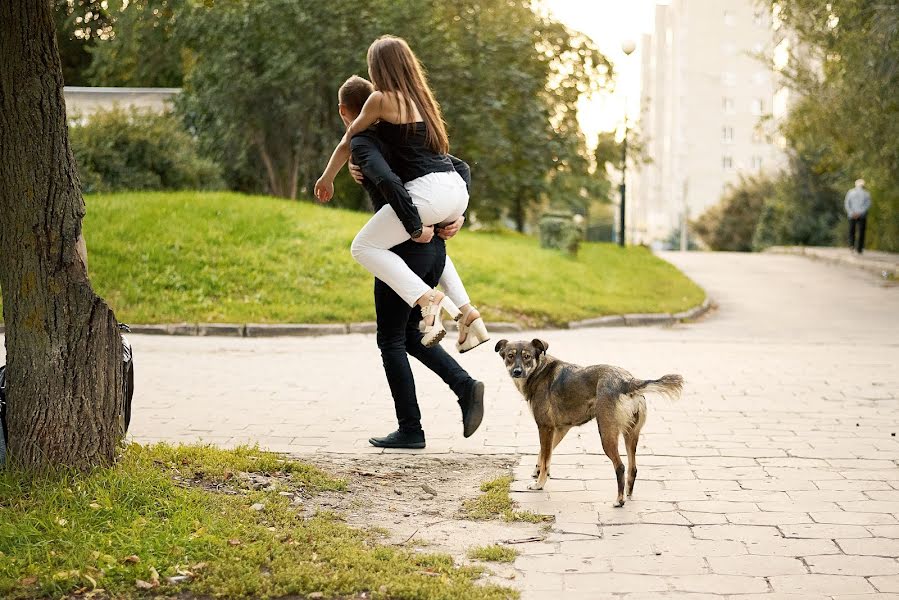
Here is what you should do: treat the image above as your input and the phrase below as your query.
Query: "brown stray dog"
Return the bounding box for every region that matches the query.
[496,339,683,507]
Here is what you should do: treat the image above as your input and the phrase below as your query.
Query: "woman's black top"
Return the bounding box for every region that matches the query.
[375,121,455,183]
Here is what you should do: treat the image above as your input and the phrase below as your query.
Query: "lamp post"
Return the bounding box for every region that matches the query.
[618,39,636,247]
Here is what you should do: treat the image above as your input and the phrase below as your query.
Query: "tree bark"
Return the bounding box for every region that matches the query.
[0,0,124,470]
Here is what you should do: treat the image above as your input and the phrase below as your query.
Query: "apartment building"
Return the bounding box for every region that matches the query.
[631,0,781,245]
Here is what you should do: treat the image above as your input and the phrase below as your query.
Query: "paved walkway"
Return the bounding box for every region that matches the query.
[4,252,898,598]
[767,246,899,278]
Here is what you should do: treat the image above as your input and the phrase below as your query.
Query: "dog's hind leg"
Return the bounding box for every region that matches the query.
[528,426,554,490]
[624,427,640,499]
[624,400,647,499]
[598,419,626,507]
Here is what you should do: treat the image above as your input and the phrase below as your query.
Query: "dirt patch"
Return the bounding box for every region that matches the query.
[293,454,547,572]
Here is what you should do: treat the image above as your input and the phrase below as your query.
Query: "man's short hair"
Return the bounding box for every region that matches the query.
[339,75,374,115]
[855,178,865,187]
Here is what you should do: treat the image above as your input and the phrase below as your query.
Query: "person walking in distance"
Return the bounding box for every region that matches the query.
[845,179,872,254]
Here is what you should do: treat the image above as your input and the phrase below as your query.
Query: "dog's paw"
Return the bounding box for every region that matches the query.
[527,482,545,491]
[531,467,539,478]
[614,499,625,508]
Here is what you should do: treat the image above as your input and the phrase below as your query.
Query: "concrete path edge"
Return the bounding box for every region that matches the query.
[0,297,711,338]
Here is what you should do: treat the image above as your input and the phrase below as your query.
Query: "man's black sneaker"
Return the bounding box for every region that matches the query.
[368,429,426,449]
[459,380,485,438]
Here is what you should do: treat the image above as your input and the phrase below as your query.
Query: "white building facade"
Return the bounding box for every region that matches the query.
[631,0,782,245]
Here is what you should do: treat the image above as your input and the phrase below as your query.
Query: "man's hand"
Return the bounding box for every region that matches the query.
[412,225,435,244]
[314,177,334,203]
[348,160,364,185]
[437,216,465,240]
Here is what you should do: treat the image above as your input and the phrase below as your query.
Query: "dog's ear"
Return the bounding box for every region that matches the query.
[531,339,549,356]
[494,339,508,353]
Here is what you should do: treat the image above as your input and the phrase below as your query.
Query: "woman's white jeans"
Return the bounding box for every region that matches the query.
[351,171,471,307]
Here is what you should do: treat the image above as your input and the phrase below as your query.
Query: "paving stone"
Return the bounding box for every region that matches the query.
[836,537,899,556]
[867,525,899,538]
[727,512,812,526]
[779,523,872,539]
[811,511,898,525]
[666,574,769,594]
[707,555,807,576]
[563,572,668,593]
[871,576,899,593]
[804,554,899,576]
[608,554,707,576]
[769,574,875,595]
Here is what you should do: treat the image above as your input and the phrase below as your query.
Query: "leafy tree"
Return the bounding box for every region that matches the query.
[86,0,186,87]
[176,0,613,227]
[55,0,113,85]
[769,0,899,250]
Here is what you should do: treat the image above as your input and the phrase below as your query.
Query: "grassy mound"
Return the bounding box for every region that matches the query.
[71,191,703,326]
[0,444,515,599]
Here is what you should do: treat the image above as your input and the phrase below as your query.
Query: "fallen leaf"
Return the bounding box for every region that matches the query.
[134,579,155,590]
[88,502,101,509]
[148,567,160,585]
[18,576,37,586]
[250,503,265,511]
[122,555,140,564]
[166,575,192,584]
[192,562,208,571]
[55,517,68,526]
[228,539,241,546]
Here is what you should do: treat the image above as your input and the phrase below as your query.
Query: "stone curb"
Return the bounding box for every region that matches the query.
[0,301,709,338]
[766,246,898,278]
[566,297,711,330]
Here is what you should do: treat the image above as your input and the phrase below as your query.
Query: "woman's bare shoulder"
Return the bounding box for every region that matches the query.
[379,91,422,124]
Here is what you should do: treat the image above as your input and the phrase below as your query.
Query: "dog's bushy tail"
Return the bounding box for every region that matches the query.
[632,374,684,400]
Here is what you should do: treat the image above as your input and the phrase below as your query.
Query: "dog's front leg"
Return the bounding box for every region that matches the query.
[528,426,554,490]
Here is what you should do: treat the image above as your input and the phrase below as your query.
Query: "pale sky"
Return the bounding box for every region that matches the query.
[541,0,665,144]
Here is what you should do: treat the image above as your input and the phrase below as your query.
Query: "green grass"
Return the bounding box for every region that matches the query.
[461,476,551,524]
[58,191,702,326]
[0,443,516,600]
[467,545,519,563]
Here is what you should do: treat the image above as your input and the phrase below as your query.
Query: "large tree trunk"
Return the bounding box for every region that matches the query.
[0,0,124,470]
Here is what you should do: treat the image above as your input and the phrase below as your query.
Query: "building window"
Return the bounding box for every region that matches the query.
[723,97,736,113]
[724,9,735,26]
[752,156,764,170]
[722,72,737,86]
[754,10,766,26]
[722,155,734,170]
[751,98,765,115]
[722,126,735,143]
[752,129,765,143]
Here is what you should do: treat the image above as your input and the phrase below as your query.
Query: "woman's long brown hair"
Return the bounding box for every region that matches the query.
[367,35,449,155]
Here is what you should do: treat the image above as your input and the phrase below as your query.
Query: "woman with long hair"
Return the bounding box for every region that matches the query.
[315,36,488,353]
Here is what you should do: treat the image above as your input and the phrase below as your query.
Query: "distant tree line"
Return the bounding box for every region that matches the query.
[56,0,616,232]
[695,0,898,252]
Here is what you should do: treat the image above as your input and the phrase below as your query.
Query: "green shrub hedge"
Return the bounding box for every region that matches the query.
[69,108,223,193]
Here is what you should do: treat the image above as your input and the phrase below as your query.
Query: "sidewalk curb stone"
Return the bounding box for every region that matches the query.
[1,300,709,338]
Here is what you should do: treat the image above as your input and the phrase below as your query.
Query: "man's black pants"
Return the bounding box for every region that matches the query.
[374,239,473,433]
[849,215,867,253]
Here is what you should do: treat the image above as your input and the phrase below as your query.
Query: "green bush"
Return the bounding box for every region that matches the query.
[692,175,773,252]
[69,108,223,193]
[538,212,582,255]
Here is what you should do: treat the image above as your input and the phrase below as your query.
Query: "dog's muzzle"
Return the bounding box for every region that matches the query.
[511,367,524,378]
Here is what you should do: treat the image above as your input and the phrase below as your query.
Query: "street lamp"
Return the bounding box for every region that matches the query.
[618,39,636,247]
